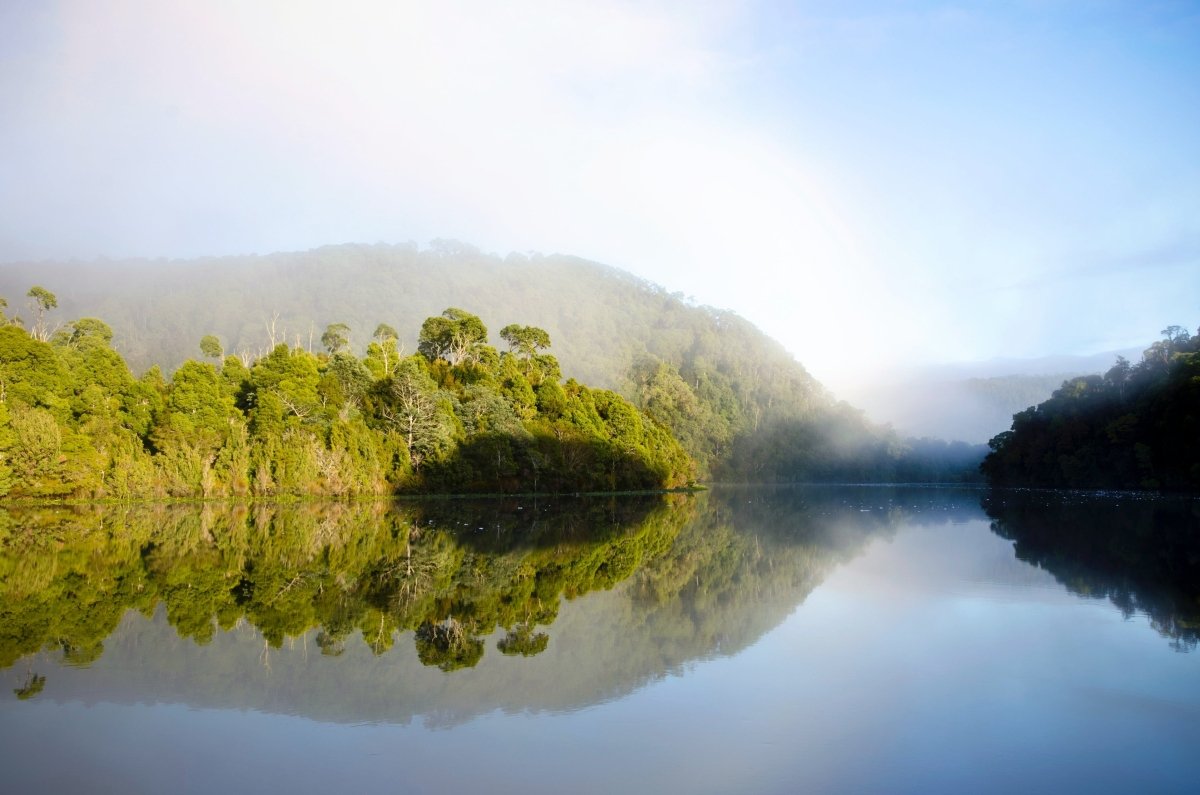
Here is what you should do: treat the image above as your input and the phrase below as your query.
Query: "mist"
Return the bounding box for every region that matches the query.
[2,1,1198,394]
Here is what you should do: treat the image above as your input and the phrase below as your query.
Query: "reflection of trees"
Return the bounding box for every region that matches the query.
[497,623,550,657]
[984,491,1200,650]
[626,486,924,663]
[415,619,485,672]
[1,487,990,725]
[13,672,45,700]
[0,495,693,674]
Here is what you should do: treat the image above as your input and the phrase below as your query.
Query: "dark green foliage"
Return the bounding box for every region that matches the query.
[415,620,485,671]
[497,623,549,657]
[982,326,1200,490]
[984,491,1200,649]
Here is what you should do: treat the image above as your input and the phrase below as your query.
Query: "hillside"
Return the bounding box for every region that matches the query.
[0,242,984,481]
[982,326,1200,491]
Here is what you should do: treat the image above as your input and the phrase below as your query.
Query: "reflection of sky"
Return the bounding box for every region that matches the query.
[2,515,1196,793]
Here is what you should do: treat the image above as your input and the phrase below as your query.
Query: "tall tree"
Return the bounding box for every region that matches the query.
[200,334,224,361]
[499,324,551,358]
[418,308,488,365]
[321,323,351,355]
[26,286,57,342]
[371,323,400,376]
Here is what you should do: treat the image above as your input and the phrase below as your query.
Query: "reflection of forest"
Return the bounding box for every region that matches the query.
[1,487,981,723]
[0,496,687,671]
[984,491,1200,650]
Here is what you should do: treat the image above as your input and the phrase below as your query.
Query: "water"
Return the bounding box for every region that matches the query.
[0,486,1196,793]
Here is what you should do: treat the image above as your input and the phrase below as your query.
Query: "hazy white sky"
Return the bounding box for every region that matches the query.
[1,1,1197,388]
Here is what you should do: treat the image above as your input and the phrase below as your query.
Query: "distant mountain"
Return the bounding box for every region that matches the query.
[0,241,982,480]
[842,350,1141,444]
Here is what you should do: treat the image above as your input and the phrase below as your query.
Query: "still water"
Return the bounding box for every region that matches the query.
[0,486,1196,794]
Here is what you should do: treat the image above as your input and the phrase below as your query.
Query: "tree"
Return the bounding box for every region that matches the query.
[377,360,452,469]
[66,318,115,348]
[200,334,224,361]
[1161,325,1190,357]
[369,323,401,377]
[414,619,484,671]
[26,286,57,342]
[499,324,551,358]
[374,322,399,343]
[497,623,549,657]
[321,323,351,355]
[417,308,487,365]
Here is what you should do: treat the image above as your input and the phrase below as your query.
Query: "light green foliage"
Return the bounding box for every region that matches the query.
[0,295,696,500]
[0,325,71,417]
[0,495,696,674]
[321,323,351,354]
[199,334,223,360]
[366,323,401,378]
[26,286,57,342]
[418,307,488,365]
[158,361,236,447]
[500,324,551,358]
[247,344,323,431]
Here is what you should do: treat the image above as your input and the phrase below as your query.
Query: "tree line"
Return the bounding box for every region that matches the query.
[982,325,1200,490]
[0,287,695,500]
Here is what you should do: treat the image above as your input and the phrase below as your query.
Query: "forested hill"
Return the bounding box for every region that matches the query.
[0,242,983,481]
[982,326,1200,491]
[0,241,744,388]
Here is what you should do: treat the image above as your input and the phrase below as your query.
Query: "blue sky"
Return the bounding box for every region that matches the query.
[1,1,1197,388]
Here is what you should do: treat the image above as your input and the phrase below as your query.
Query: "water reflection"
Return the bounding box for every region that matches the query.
[6,486,1193,726]
[1,488,977,718]
[0,495,690,675]
[983,490,1200,650]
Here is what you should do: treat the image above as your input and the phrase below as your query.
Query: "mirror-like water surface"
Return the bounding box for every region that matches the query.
[1,486,1196,794]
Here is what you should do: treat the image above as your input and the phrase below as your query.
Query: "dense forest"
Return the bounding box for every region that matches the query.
[0,243,985,483]
[982,325,1200,491]
[0,290,695,499]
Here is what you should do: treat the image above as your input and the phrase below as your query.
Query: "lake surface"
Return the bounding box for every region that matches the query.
[1,486,1197,794]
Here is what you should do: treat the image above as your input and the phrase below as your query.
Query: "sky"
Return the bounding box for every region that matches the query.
[1,0,1197,389]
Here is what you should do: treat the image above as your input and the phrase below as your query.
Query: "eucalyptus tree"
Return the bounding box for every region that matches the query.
[376,358,455,470]
[199,334,223,361]
[26,286,57,342]
[321,323,351,355]
[499,324,551,358]
[368,323,401,377]
[418,308,488,365]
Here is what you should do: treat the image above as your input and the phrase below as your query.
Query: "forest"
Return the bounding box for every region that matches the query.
[0,289,695,500]
[982,325,1200,491]
[0,244,986,485]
